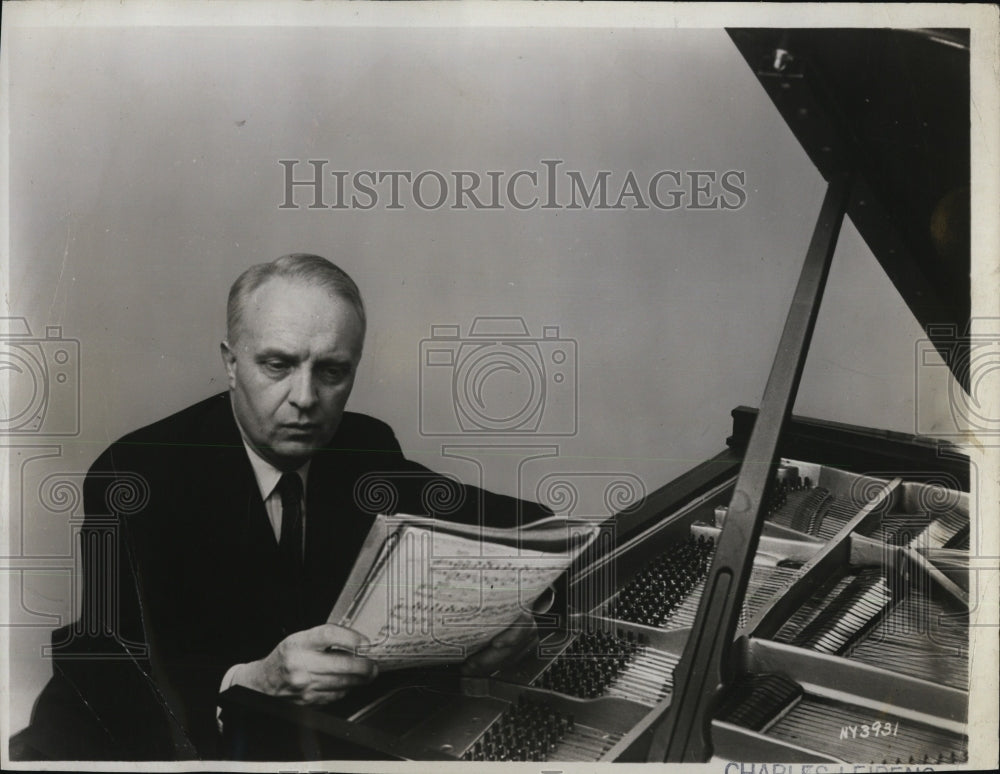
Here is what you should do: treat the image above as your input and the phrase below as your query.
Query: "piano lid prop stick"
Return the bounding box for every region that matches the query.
[646,172,853,762]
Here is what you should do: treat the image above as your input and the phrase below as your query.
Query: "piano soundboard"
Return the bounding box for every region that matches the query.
[260,458,967,764]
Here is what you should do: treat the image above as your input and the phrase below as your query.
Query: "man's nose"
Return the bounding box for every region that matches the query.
[288,368,318,411]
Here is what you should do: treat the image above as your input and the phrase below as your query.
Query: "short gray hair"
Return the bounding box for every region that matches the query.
[226,254,366,343]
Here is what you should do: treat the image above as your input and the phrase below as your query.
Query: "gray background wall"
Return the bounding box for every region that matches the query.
[5,24,954,732]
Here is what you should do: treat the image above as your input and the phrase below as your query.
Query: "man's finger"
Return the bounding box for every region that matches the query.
[307,671,375,691]
[461,642,515,674]
[301,623,370,653]
[294,688,349,706]
[461,650,506,676]
[491,614,537,648]
[302,650,378,679]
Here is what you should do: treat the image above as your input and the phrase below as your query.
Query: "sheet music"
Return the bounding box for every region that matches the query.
[332,518,597,670]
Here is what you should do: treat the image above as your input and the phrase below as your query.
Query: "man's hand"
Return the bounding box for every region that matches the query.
[233,624,378,705]
[460,612,538,676]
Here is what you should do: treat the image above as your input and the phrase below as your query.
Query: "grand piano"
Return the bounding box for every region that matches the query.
[219,28,975,764]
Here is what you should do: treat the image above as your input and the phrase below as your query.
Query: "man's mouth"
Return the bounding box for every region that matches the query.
[282,423,319,433]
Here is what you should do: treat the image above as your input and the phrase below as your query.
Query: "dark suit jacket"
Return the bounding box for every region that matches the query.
[23,392,548,760]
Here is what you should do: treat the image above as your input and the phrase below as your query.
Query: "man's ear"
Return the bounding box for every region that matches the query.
[220,340,237,389]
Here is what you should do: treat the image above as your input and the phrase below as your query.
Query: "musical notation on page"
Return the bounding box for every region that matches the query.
[328,514,599,670]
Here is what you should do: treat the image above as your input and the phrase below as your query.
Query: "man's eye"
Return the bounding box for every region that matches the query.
[320,366,350,382]
[261,360,290,374]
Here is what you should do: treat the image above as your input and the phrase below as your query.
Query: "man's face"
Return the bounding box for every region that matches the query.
[221,277,364,470]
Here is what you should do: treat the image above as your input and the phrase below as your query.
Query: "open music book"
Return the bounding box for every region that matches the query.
[328,514,600,670]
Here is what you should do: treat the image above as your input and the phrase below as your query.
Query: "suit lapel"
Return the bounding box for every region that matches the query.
[303,444,377,623]
[195,394,281,573]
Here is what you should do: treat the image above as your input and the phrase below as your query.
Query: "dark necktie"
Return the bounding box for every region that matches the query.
[277,472,304,574]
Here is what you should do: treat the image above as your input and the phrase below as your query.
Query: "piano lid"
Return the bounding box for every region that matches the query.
[727,28,970,390]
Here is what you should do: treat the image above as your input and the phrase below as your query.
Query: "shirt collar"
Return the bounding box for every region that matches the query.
[241,440,310,502]
[231,405,310,501]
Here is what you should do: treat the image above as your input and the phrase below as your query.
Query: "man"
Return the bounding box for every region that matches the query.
[18,255,546,760]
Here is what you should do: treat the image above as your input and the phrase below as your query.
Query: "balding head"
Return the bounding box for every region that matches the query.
[226,254,366,347]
